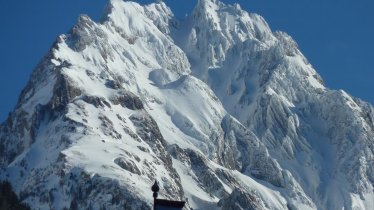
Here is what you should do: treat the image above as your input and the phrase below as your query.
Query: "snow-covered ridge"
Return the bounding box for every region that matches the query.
[1,0,374,209]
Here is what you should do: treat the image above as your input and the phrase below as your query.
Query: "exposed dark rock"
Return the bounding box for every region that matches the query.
[59,169,150,210]
[0,181,31,210]
[186,149,228,198]
[169,144,191,166]
[82,95,111,108]
[219,188,265,210]
[170,145,228,198]
[69,15,96,52]
[130,113,168,163]
[98,115,122,139]
[110,91,144,110]
[49,74,82,113]
[0,72,82,166]
[85,69,95,78]
[114,157,141,175]
[137,146,150,153]
[129,112,183,200]
[30,105,46,143]
[123,126,141,142]
[15,54,67,109]
[215,169,240,189]
[105,79,122,89]
[221,115,285,188]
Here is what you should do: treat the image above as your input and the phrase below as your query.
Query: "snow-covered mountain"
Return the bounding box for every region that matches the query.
[1,0,374,209]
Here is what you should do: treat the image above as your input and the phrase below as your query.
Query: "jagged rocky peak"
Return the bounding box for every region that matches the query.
[1,0,374,210]
[103,0,174,35]
[193,0,265,35]
[181,0,280,80]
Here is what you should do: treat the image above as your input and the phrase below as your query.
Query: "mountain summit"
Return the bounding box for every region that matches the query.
[1,0,374,209]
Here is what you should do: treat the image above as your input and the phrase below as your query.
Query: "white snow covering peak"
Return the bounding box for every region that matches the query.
[1,0,374,210]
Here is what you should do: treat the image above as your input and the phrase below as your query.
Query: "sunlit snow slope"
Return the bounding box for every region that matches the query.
[1,0,374,209]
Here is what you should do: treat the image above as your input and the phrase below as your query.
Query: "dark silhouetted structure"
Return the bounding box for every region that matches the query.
[0,181,31,210]
[151,180,185,210]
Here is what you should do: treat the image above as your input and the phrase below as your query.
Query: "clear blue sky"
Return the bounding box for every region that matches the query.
[0,0,373,122]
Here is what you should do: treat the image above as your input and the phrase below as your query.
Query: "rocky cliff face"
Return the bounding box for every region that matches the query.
[1,0,374,209]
